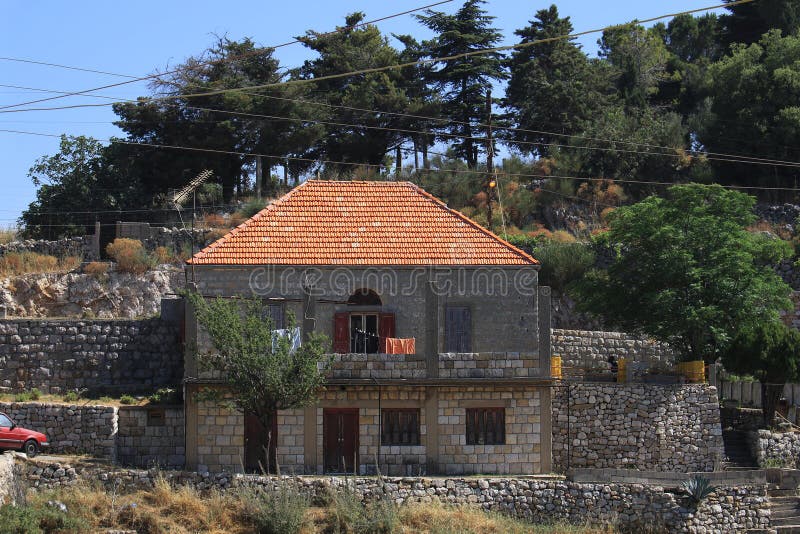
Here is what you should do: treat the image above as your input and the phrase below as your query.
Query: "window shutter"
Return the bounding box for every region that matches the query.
[446,306,472,352]
[333,312,350,354]
[378,313,396,353]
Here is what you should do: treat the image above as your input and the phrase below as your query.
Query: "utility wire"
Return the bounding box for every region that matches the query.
[2,127,798,192]
[0,1,753,115]
[0,0,454,111]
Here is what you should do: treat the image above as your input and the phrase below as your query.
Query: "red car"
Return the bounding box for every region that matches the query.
[0,412,48,457]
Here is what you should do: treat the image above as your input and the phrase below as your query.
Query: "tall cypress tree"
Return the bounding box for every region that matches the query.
[416,0,506,169]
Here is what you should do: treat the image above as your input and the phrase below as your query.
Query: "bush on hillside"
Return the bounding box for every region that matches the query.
[534,241,596,293]
[105,238,155,274]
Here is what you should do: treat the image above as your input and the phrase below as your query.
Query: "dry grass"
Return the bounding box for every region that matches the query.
[0,227,17,244]
[83,261,109,277]
[19,482,615,534]
[0,252,81,277]
[105,238,155,274]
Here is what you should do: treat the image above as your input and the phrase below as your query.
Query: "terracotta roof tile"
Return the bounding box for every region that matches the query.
[188,180,538,266]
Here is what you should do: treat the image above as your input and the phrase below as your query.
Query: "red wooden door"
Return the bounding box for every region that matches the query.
[323,409,359,473]
[244,412,278,473]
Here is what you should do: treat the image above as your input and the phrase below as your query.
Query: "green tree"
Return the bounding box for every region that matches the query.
[20,135,126,239]
[721,0,800,47]
[186,292,330,472]
[573,184,793,362]
[297,12,411,173]
[416,0,506,169]
[697,30,800,193]
[722,321,800,426]
[504,5,611,156]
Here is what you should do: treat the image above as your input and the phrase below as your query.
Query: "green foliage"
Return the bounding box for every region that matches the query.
[722,320,800,426]
[0,503,88,534]
[573,184,793,362]
[239,198,268,219]
[119,395,136,405]
[534,242,595,293]
[186,291,331,469]
[330,485,399,534]
[14,389,42,402]
[62,391,80,403]
[147,388,181,405]
[239,484,309,534]
[680,475,716,504]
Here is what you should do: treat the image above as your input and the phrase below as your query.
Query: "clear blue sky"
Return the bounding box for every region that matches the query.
[0,1,725,226]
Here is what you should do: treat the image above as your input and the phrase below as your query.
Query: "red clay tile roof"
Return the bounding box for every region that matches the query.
[188,180,538,266]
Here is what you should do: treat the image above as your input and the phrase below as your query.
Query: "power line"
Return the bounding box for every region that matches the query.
[4,127,797,192]
[0,0,454,111]
[1,1,753,116]
[0,57,139,79]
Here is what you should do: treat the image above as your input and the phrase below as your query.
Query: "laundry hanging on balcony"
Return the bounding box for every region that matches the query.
[272,327,302,353]
[383,337,416,355]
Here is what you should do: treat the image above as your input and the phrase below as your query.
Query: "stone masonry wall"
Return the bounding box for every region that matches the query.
[552,384,724,472]
[0,402,117,459]
[117,406,185,468]
[749,429,800,468]
[551,329,675,370]
[0,318,182,394]
[0,236,97,261]
[15,458,771,533]
[438,352,540,379]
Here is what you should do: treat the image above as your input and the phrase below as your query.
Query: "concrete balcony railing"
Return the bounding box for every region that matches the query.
[324,352,542,381]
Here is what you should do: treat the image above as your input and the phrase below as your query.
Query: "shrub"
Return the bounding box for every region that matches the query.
[240,483,310,534]
[329,485,398,534]
[550,229,577,243]
[105,238,155,274]
[0,252,80,277]
[534,241,596,293]
[62,391,80,403]
[14,388,42,402]
[681,475,716,504]
[201,213,227,229]
[147,388,181,405]
[239,198,268,219]
[83,262,109,277]
[152,246,173,265]
[119,395,137,405]
[0,503,87,533]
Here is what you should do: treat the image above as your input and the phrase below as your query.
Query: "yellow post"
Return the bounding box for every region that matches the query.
[551,356,562,379]
[618,357,627,383]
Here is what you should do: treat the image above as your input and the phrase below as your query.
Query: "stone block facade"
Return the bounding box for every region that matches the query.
[0,402,117,458]
[552,383,724,472]
[438,352,540,379]
[0,318,182,394]
[186,384,548,476]
[551,329,674,370]
[117,406,185,468]
[749,429,800,468]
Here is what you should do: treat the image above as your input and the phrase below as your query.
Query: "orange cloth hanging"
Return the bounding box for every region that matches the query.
[383,337,416,354]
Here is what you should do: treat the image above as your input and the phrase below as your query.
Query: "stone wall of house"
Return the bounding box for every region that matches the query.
[552,384,723,472]
[438,352,540,379]
[551,329,675,370]
[0,402,117,459]
[327,353,427,380]
[0,318,182,394]
[117,406,185,468]
[190,385,544,476]
[15,458,771,533]
[749,429,800,468]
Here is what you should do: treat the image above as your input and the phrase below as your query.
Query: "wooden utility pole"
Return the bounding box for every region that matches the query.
[396,145,402,180]
[485,89,495,232]
[256,156,263,199]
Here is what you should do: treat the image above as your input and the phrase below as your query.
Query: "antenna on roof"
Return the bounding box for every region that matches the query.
[172,169,213,282]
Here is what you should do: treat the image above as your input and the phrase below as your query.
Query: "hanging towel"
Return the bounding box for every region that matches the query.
[272,327,302,353]
[383,337,416,355]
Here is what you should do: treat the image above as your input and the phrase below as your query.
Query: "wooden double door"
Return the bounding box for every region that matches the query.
[244,413,278,473]
[323,409,359,473]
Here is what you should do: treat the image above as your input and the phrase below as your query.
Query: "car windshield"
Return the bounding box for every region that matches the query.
[0,414,12,428]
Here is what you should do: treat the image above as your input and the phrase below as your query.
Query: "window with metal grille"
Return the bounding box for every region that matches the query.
[465,408,505,445]
[381,409,420,446]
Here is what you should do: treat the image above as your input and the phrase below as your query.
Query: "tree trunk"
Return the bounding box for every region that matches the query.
[422,132,430,170]
[763,382,785,428]
[258,410,278,475]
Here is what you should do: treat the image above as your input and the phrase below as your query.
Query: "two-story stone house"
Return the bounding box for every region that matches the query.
[183,180,554,475]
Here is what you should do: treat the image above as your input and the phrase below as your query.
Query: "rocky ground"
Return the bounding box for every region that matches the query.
[0,267,184,319]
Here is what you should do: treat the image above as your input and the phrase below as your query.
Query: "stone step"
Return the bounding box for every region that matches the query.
[771,490,800,498]
[776,526,800,534]
[770,508,800,519]
[771,517,800,527]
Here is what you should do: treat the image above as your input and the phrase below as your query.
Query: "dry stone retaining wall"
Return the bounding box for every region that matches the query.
[552,384,724,472]
[749,429,800,468]
[0,402,117,458]
[0,318,182,394]
[15,458,771,533]
[551,329,675,370]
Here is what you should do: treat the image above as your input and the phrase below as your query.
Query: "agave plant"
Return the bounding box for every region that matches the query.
[681,475,716,504]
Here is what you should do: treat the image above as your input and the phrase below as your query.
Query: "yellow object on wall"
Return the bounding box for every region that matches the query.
[618,357,627,383]
[551,356,562,379]
[676,360,705,383]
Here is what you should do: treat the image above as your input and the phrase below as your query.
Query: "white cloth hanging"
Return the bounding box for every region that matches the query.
[272,327,302,353]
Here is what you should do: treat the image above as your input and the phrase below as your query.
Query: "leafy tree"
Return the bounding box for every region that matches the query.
[722,321,800,426]
[297,13,411,173]
[20,135,126,239]
[573,184,793,362]
[534,241,595,293]
[505,5,611,156]
[697,30,800,193]
[416,0,506,169]
[720,0,800,47]
[186,292,330,472]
